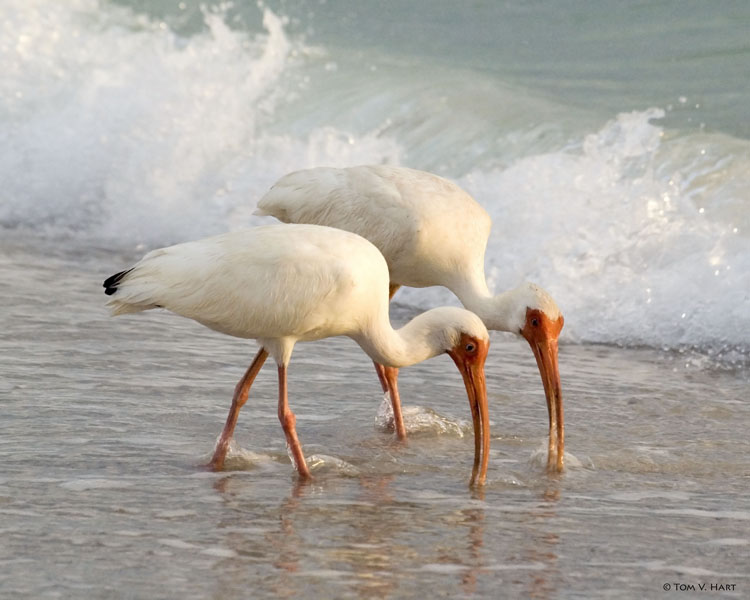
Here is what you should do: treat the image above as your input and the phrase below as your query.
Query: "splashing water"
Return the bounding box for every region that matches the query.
[527,442,588,472]
[305,454,360,476]
[400,109,750,361]
[376,394,470,437]
[0,0,400,246]
[214,438,276,471]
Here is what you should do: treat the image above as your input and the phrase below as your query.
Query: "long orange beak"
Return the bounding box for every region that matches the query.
[449,337,490,486]
[529,338,564,471]
[522,309,565,472]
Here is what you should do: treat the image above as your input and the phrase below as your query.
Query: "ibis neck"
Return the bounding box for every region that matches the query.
[452,276,518,334]
[354,311,447,368]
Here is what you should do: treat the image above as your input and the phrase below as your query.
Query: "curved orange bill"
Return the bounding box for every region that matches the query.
[522,309,565,472]
[448,337,490,486]
[530,339,564,471]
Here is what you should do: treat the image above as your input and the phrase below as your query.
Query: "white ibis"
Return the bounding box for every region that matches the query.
[256,165,565,471]
[103,224,491,484]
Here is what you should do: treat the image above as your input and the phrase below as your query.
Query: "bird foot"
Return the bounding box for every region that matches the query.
[203,459,225,472]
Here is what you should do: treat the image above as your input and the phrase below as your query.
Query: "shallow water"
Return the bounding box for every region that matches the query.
[1,242,748,598]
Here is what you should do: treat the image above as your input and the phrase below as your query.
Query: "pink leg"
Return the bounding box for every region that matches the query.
[277,364,311,479]
[208,347,268,470]
[372,283,406,439]
[384,366,406,440]
[373,362,406,439]
[374,361,389,393]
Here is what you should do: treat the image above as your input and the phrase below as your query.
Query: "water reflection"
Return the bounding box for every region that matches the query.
[521,486,561,600]
[206,475,310,599]
[266,480,308,599]
[206,474,500,599]
[459,488,486,595]
[348,475,398,599]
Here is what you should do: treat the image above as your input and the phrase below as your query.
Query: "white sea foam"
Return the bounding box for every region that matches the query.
[525,113,744,352]
[405,109,750,360]
[0,0,398,245]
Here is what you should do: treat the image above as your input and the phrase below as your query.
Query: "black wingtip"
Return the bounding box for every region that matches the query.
[103,268,133,296]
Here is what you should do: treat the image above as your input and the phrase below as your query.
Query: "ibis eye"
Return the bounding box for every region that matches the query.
[465,343,476,352]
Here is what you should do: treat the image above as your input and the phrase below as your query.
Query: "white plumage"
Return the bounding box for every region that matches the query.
[104,224,491,484]
[257,165,565,471]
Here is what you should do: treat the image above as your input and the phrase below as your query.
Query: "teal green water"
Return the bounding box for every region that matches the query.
[113,0,750,137]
